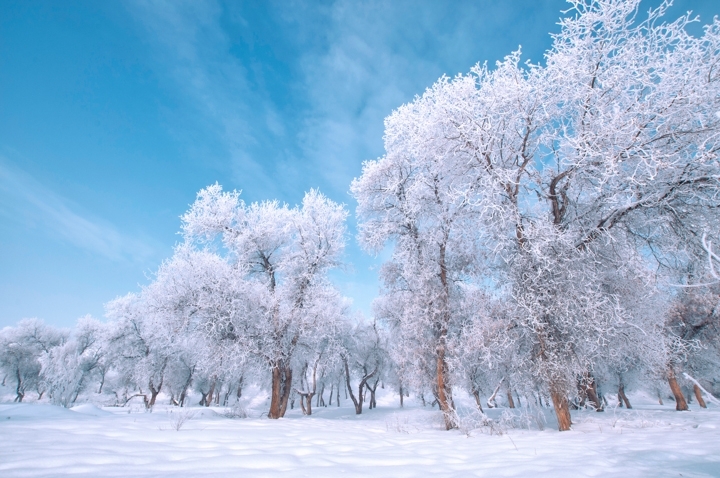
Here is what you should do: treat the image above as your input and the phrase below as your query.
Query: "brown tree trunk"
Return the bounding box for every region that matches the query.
[436,348,455,429]
[586,378,603,412]
[268,364,283,419]
[618,384,632,409]
[204,379,215,408]
[399,385,404,408]
[343,357,376,414]
[550,385,572,431]
[298,392,307,414]
[667,368,688,411]
[279,367,292,417]
[15,369,24,402]
[693,384,707,408]
[148,380,162,408]
[472,389,484,412]
[435,243,456,430]
[506,388,515,409]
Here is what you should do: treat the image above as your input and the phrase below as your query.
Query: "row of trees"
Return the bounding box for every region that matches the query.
[351,0,720,430]
[2,0,719,431]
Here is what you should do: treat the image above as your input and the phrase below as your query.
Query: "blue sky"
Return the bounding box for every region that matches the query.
[1,0,718,328]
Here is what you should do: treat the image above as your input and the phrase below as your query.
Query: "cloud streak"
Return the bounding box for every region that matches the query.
[0,159,155,263]
[127,0,284,199]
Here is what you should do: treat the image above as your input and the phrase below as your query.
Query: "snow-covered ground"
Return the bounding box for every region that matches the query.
[1,391,719,477]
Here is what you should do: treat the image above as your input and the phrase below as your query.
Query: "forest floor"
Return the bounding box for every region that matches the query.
[0,389,718,477]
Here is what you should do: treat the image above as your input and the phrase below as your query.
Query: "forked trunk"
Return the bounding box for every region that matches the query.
[343,357,377,415]
[618,384,632,409]
[667,368,688,411]
[148,377,163,408]
[693,384,707,409]
[550,386,572,431]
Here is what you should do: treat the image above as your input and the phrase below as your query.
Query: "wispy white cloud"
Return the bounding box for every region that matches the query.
[0,159,155,263]
[292,0,561,195]
[126,0,282,199]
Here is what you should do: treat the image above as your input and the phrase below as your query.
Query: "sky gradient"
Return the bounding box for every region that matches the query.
[2,0,719,328]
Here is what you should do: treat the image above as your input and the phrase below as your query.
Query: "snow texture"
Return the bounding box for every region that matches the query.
[1,392,719,477]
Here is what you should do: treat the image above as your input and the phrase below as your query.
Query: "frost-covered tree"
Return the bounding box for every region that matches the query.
[40,316,107,407]
[354,0,720,430]
[0,319,66,402]
[340,320,387,415]
[180,185,347,418]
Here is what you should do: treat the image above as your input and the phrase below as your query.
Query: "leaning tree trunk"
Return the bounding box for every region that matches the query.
[667,368,688,411]
[618,383,632,409]
[471,388,484,412]
[693,384,707,409]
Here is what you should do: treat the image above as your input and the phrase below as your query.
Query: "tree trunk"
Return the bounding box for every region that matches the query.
[693,384,707,409]
[436,347,455,429]
[14,369,24,402]
[343,357,377,415]
[279,367,293,417]
[328,383,334,408]
[471,389,484,413]
[550,385,572,431]
[317,382,324,407]
[268,363,294,418]
[399,385,404,408]
[204,379,216,408]
[618,384,632,409]
[506,388,515,409]
[148,376,163,408]
[435,242,456,430]
[487,378,503,408]
[298,393,307,414]
[585,377,603,412]
[667,368,688,411]
[268,364,283,419]
[305,393,314,415]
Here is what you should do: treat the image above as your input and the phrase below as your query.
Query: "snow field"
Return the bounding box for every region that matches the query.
[1,392,719,477]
